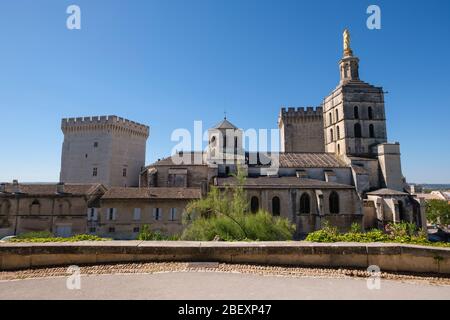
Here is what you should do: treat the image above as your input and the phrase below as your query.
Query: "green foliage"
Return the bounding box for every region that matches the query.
[306,222,450,248]
[349,222,362,234]
[16,231,55,239]
[181,210,295,241]
[11,233,107,243]
[181,167,295,241]
[426,200,450,227]
[137,225,180,241]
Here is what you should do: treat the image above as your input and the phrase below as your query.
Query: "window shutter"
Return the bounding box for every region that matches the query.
[113,208,117,221]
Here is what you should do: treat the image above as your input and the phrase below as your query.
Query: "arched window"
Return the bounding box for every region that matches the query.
[329,192,340,214]
[210,136,216,147]
[354,106,359,119]
[299,193,310,214]
[250,196,259,213]
[330,128,334,142]
[30,199,40,215]
[369,124,375,138]
[337,144,341,155]
[335,109,339,122]
[368,107,373,120]
[234,136,238,155]
[354,123,362,138]
[337,126,340,140]
[223,135,227,153]
[329,113,332,125]
[272,197,280,216]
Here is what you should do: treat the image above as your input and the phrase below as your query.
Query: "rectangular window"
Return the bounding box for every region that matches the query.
[108,208,116,221]
[169,208,177,221]
[133,227,140,233]
[87,208,98,221]
[108,227,115,233]
[153,208,162,221]
[123,168,127,177]
[133,208,141,221]
[93,167,98,177]
[94,142,98,148]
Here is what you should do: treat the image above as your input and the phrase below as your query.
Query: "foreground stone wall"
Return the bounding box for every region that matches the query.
[1,242,449,274]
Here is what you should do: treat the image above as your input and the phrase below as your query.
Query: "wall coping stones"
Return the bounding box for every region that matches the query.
[1,241,449,274]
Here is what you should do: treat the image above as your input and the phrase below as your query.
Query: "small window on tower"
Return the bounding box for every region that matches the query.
[354,106,359,119]
[93,167,98,177]
[123,168,127,177]
[94,142,98,148]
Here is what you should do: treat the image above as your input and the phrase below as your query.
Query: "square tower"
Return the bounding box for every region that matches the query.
[278,107,325,153]
[323,30,387,157]
[60,115,149,187]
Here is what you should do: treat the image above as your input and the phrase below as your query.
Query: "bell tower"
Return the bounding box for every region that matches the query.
[323,29,387,157]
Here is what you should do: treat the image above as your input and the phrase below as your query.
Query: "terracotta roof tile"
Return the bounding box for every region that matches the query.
[278,153,347,168]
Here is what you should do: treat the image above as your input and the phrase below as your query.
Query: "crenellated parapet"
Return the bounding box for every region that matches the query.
[61,115,150,138]
[278,106,323,125]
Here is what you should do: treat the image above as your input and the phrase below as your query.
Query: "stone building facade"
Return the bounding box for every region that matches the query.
[278,107,325,153]
[0,30,426,240]
[60,115,149,188]
[0,181,105,238]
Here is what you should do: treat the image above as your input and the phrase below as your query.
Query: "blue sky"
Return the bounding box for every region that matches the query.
[0,0,449,183]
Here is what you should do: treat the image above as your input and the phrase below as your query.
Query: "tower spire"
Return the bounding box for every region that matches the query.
[339,29,359,83]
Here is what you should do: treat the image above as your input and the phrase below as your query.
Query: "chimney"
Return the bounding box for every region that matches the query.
[57,182,65,194]
[12,180,20,193]
[0,183,6,193]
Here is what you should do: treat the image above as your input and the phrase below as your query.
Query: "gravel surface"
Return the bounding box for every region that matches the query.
[1,262,450,286]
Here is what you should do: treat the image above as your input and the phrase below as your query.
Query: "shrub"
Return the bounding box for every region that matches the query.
[306,221,450,248]
[137,225,179,241]
[180,210,295,241]
[181,168,295,241]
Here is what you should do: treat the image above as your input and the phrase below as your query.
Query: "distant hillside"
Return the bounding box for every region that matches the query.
[420,184,450,191]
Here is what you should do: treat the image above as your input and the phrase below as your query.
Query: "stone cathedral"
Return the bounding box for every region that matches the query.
[0,30,426,239]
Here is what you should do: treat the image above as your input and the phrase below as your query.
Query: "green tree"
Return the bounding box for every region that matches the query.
[181,167,295,241]
[426,199,450,227]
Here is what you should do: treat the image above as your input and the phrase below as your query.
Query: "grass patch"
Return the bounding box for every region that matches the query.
[10,232,109,243]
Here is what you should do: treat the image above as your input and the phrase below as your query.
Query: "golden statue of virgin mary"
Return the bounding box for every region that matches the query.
[343,29,353,56]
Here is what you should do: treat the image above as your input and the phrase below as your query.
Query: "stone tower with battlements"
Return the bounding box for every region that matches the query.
[278,107,325,153]
[60,115,149,187]
[323,30,387,157]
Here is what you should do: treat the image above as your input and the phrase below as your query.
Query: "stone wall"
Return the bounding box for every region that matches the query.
[278,107,325,153]
[1,242,449,274]
[60,115,149,187]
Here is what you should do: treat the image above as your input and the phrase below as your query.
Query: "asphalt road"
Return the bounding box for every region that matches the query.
[1,272,450,300]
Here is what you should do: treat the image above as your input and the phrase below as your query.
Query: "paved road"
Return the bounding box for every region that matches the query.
[1,272,450,300]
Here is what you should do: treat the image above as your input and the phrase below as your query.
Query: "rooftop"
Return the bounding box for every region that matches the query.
[367,188,409,196]
[212,118,238,130]
[102,187,202,200]
[216,176,354,189]
[0,183,104,196]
